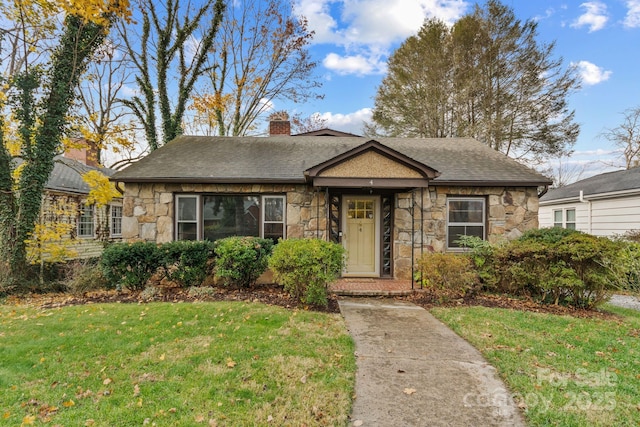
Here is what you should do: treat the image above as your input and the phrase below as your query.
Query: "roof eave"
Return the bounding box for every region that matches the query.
[110,177,306,185]
[431,179,551,187]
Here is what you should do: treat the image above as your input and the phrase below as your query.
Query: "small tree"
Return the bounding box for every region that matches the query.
[602,106,640,169]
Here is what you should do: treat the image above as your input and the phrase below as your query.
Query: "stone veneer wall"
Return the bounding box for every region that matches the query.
[122,182,539,281]
[121,183,327,243]
[393,186,540,279]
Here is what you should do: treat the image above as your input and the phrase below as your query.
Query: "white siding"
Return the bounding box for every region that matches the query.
[539,194,640,236]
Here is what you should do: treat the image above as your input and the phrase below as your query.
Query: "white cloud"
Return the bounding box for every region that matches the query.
[318,108,373,134]
[571,1,609,32]
[322,52,386,75]
[624,0,640,28]
[294,0,468,76]
[571,60,612,85]
[296,0,467,47]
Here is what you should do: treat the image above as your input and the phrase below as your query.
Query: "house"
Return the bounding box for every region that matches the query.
[31,145,123,262]
[110,120,550,279]
[539,167,640,237]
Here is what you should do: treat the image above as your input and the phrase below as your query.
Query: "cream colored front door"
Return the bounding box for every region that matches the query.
[343,196,379,276]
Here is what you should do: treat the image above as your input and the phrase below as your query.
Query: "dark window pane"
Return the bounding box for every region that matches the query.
[178,223,197,241]
[263,223,284,244]
[178,197,197,221]
[449,200,484,223]
[202,195,260,241]
[448,226,466,248]
[264,197,284,222]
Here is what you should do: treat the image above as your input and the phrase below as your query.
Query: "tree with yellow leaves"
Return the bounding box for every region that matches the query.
[0,0,131,284]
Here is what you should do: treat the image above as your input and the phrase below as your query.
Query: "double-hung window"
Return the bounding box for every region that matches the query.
[78,203,95,238]
[176,194,286,243]
[262,196,286,243]
[553,208,576,230]
[447,197,485,249]
[176,195,199,240]
[110,205,123,237]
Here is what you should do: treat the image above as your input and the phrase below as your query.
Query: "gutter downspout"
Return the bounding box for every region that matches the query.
[579,190,592,234]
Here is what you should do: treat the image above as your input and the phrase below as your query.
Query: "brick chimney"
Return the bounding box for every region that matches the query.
[64,138,100,167]
[268,111,291,136]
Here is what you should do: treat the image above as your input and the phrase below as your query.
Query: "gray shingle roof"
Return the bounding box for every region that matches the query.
[540,167,640,203]
[111,136,550,186]
[46,156,116,194]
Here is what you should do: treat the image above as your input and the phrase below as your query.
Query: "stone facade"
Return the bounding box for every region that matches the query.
[122,183,539,280]
[122,183,327,243]
[392,186,539,279]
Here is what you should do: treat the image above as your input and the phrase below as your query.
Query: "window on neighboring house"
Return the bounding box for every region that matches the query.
[553,208,576,230]
[447,197,485,249]
[110,205,123,237]
[78,203,94,237]
[177,194,286,243]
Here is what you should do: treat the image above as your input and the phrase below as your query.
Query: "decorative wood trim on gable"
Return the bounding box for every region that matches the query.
[304,139,439,188]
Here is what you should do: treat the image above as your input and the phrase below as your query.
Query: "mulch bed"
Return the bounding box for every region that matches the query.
[4,284,618,319]
[8,284,340,313]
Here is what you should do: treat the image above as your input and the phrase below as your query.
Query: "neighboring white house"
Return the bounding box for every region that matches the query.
[539,167,640,237]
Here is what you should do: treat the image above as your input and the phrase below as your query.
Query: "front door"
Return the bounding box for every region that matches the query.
[343,196,379,276]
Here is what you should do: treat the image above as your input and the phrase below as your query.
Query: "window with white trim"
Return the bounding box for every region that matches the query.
[176,194,286,243]
[110,205,123,237]
[553,208,576,230]
[176,195,199,240]
[78,203,95,237]
[447,197,485,248]
[262,195,286,243]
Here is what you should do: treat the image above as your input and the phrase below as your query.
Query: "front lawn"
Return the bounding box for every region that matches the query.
[431,304,640,426]
[0,301,355,426]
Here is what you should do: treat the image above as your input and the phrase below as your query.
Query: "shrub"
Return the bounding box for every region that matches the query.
[414,252,479,299]
[214,236,273,287]
[100,242,162,291]
[456,235,498,289]
[63,258,110,295]
[610,241,640,293]
[159,241,216,287]
[268,239,345,307]
[494,232,622,308]
[519,227,581,243]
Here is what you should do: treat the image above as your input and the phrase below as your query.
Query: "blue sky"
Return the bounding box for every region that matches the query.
[277,0,640,177]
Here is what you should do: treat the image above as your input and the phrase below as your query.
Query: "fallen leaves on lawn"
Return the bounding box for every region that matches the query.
[226,358,236,368]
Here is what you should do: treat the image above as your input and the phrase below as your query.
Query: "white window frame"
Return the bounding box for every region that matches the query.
[175,195,200,240]
[553,208,576,230]
[78,203,95,238]
[261,195,286,240]
[446,197,486,249]
[174,194,288,242]
[110,204,123,237]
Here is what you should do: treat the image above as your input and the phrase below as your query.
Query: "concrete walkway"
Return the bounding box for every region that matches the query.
[338,298,525,427]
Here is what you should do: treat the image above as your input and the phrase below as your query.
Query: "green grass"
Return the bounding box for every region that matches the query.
[0,301,355,426]
[431,304,640,426]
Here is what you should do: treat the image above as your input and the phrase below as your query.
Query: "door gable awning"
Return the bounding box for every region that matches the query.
[304,139,440,188]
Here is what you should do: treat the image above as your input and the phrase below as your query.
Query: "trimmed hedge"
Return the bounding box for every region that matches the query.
[159,241,216,287]
[213,236,273,288]
[101,242,161,291]
[101,241,216,290]
[414,252,479,298]
[269,238,345,307]
[460,228,626,308]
